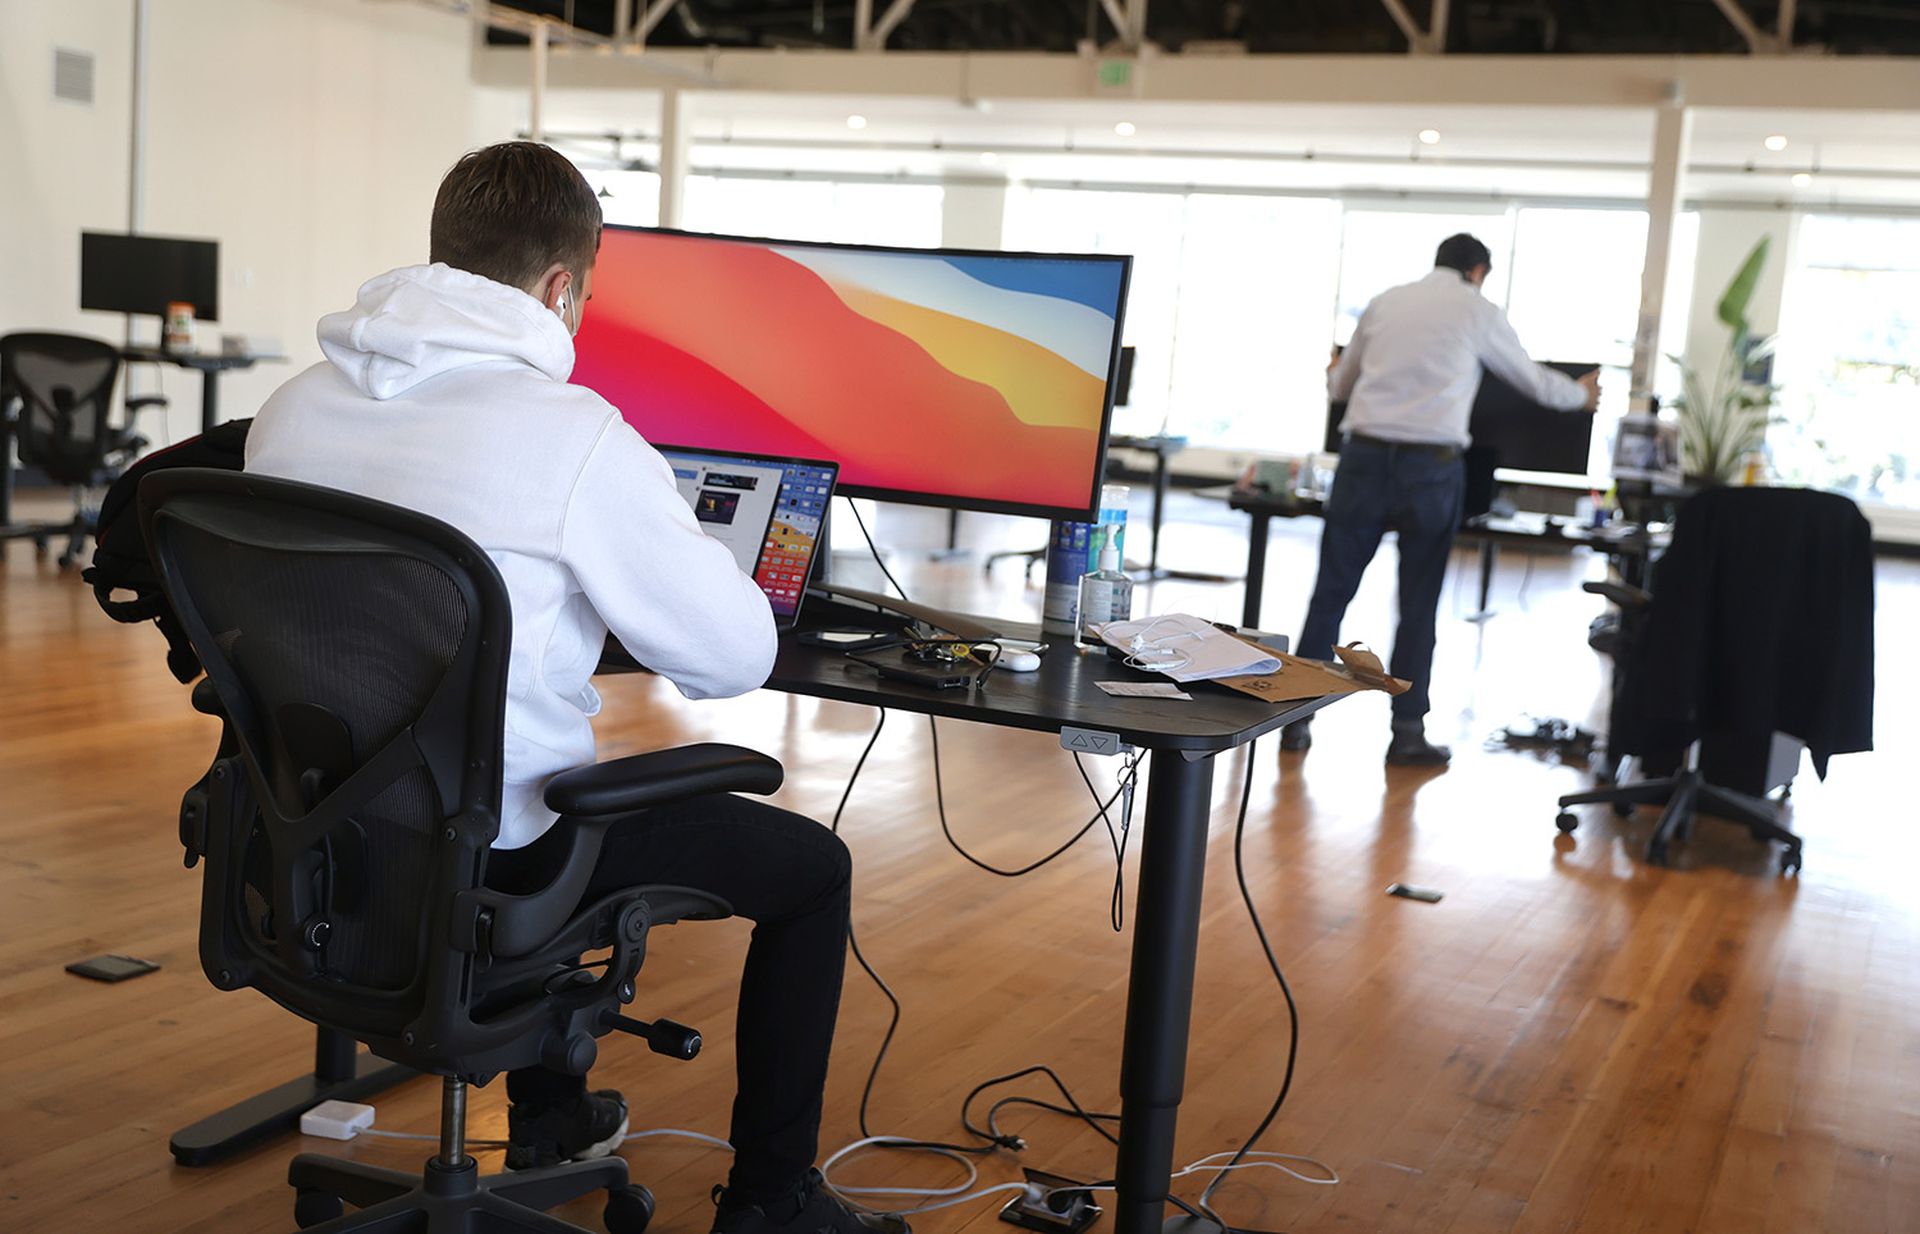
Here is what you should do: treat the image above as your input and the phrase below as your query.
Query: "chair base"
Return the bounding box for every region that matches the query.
[1557,767,1802,874]
[287,1151,652,1234]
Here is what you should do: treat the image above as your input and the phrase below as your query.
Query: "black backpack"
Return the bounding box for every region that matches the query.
[84,419,252,682]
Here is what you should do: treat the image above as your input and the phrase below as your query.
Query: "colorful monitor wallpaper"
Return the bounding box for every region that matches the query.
[572,228,1129,517]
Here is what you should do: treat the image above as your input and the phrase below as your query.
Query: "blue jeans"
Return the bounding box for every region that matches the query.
[1298,438,1466,727]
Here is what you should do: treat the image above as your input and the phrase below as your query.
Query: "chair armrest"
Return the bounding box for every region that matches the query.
[545,744,784,818]
[1582,580,1652,609]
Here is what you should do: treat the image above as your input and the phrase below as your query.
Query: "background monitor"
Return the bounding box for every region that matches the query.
[80,232,220,320]
[571,226,1132,522]
[1113,345,1136,408]
[1323,360,1597,473]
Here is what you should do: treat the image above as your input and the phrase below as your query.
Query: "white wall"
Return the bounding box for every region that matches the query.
[1,0,480,448]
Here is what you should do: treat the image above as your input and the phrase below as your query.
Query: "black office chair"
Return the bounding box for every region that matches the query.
[1556,488,1876,875]
[140,468,786,1233]
[1,331,166,566]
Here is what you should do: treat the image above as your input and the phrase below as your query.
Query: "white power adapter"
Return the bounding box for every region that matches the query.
[301,1100,377,1141]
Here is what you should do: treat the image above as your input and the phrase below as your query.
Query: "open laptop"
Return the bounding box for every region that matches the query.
[656,445,838,631]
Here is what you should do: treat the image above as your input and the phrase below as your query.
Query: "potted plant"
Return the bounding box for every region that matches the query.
[1670,237,1779,485]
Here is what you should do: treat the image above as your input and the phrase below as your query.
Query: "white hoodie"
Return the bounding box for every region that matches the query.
[246,263,778,849]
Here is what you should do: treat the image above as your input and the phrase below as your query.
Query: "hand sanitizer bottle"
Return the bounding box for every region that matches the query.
[1076,524,1134,648]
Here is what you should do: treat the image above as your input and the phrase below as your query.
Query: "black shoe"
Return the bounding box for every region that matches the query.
[505,1089,629,1171]
[713,1168,911,1234]
[1385,730,1451,767]
[1280,719,1313,752]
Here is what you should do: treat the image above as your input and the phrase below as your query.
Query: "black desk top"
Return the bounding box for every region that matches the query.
[120,347,285,372]
[1224,486,1325,517]
[606,619,1337,754]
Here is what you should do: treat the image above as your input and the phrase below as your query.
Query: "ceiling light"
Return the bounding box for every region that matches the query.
[846,114,868,130]
[1418,128,1441,145]
[978,151,998,165]
[1765,134,1789,152]
[1791,172,1813,188]
[1113,121,1136,138]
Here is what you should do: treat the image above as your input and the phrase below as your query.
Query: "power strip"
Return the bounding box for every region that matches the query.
[301,1100,376,1141]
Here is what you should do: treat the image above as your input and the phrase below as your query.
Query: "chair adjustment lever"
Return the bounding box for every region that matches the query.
[605,1013,702,1060]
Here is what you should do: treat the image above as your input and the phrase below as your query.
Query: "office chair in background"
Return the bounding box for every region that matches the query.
[142,468,787,1233]
[1556,487,1876,875]
[1,331,166,567]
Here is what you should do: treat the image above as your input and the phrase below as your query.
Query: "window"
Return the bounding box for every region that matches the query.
[1007,187,1341,450]
[683,177,944,247]
[1504,208,1699,476]
[1334,207,1515,344]
[1773,215,1920,507]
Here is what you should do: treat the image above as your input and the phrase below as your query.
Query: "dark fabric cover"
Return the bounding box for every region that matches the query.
[1622,486,1875,779]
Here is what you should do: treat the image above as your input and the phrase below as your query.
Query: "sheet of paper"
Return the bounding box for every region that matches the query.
[1096,613,1282,683]
[1095,680,1194,700]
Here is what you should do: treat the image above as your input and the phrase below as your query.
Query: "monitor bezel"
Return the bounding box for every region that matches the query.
[591,223,1132,524]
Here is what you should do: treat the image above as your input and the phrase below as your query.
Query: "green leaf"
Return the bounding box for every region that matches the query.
[1716,236,1771,332]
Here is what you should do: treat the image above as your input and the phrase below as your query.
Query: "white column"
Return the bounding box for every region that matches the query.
[529,18,549,142]
[1630,96,1692,413]
[126,0,151,351]
[940,180,1008,251]
[657,88,693,229]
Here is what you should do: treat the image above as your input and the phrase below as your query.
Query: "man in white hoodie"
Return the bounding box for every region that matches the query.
[247,142,902,1234]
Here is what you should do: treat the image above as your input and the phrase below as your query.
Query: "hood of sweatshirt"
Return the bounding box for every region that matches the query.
[317,263,574,400]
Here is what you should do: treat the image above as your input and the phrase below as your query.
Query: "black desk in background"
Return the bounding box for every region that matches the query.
[1220,486,1662,630]
[120,346,284,433]
[606,614,1343,1234]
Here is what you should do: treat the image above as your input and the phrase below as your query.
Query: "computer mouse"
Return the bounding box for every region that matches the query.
[997,648,1042,672]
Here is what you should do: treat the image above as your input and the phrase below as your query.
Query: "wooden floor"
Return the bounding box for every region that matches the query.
[2,494,1916,1234]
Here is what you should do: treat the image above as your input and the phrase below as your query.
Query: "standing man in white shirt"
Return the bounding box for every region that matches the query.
[1285,234,1599,765]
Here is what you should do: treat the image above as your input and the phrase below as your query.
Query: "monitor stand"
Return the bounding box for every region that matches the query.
[806,500,1006,641]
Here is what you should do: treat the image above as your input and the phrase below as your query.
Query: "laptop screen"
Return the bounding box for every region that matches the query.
[658,446,838,624]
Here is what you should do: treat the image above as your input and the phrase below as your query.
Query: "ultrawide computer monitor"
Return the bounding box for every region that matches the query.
[572,226,1132,522]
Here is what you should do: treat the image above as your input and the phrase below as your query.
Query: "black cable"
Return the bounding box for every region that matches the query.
[929,715,1124,878]
[958,1065,1123,1149]
[842,496,910,601]
[1076,749,1139,933]
[1195,738,1301,1233]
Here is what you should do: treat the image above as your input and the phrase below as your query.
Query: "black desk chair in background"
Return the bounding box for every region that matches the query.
[1556,487,1876,875]
[1,332,167,566]
[141,468,785,1233]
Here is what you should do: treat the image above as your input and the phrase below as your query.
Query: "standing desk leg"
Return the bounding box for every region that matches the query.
[1113,750,1216,1234]
[200,370,219,434]
[1467,539,1498,623]
[1148,451,1170,574]
[1240,515,1270,630]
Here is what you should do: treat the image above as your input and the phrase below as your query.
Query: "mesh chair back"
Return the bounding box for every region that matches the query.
[0,332,121,482]
[140,469,511,1038]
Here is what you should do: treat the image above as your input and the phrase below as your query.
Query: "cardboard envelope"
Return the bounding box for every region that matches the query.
[1213,641,1411,704]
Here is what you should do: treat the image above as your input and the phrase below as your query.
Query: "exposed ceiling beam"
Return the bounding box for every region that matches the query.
[634,0,682,45]
[872,0,919,48]
[1379,0,1446,54]
[1709,0,1782,54]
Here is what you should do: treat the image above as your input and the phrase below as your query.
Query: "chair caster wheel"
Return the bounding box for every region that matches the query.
[1780,849,1803,876]
[1555,811,1578,834]
[1648,844,1669,867]
[605,1183,655,1234]
[294,1188,344,1228]
[1611,801,1634,817]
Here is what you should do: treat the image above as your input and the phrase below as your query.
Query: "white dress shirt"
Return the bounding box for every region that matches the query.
[1329,268,1588,448]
